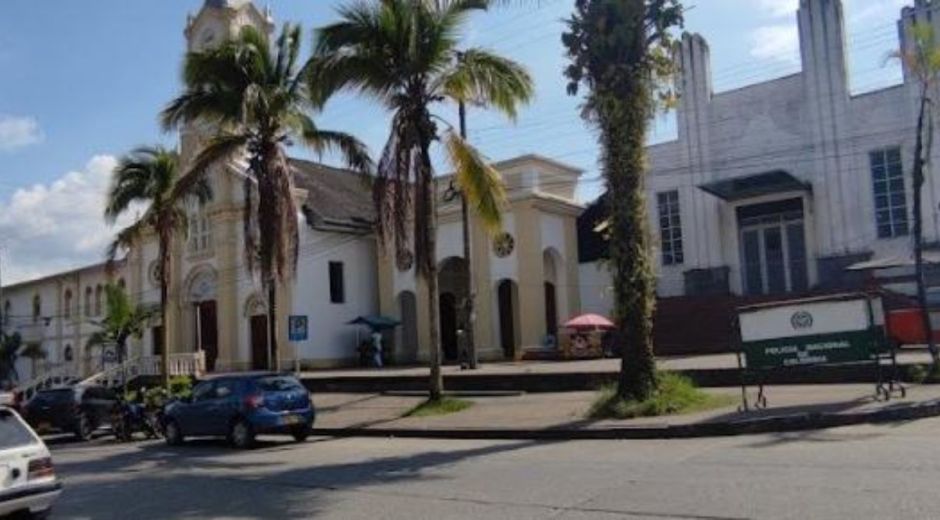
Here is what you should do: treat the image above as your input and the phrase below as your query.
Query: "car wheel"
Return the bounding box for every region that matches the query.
[291,424,311,443]
[164,419,184,446]
[74,414,92,441]
[229,419,255,449]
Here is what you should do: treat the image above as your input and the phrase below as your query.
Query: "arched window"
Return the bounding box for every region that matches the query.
[63,344,73,362]
[32,294,41,323]
[85,287,93,317]
[94,285,103,316]
[64,289,73,319]
[117,278,126,292]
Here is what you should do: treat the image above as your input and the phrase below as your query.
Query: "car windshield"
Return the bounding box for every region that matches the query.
[33,389,73,404]
[255,376,304,392]
[0,409,38,449]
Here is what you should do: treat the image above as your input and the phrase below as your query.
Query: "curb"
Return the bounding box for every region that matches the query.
[302,362,931,393]
[311,398,940,441]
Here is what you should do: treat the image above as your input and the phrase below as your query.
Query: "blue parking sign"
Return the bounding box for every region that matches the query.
[289,315,308,341]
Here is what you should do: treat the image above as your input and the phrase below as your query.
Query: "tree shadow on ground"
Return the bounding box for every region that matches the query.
[740,428,887,448]
[702,396,874,426]
[54,437,551,519]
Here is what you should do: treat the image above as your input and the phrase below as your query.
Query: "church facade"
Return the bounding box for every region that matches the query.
[1,0,586,380]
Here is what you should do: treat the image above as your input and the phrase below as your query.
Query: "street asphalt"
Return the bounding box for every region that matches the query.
[45,416,940,520]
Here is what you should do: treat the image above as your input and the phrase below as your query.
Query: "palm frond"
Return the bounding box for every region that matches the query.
[185,133,250,181]
[442,48,534,119]
[106,220,148,265]
[293,114,374,173]
[444,129,506,233]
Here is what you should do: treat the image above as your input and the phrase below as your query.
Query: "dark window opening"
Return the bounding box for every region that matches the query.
[329,262,345,304]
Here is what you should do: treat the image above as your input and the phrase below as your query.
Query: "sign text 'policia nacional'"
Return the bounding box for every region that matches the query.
[737,295,886,371]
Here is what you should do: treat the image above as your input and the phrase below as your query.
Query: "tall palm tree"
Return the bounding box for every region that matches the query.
[892,23,940,369]
[444,48,534,369]
[105,146,209,388]
[315,0,533,400]
[87,284,157,390]
[161,24,372,371]
[563,0,683,401]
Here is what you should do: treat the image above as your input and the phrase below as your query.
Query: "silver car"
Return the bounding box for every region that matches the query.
[0,407,61,519]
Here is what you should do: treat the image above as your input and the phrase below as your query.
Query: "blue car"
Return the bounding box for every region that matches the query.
[163,373,315,449]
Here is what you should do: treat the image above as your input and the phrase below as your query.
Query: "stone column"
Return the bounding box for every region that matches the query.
[514,200,546,355]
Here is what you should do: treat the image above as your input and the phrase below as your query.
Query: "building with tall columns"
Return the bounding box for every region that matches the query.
[1,0,586,380]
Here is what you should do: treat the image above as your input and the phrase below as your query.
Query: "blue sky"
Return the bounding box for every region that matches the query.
[0,0,909,282]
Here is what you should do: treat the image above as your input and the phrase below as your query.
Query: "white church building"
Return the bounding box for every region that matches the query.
[2,0,585,381]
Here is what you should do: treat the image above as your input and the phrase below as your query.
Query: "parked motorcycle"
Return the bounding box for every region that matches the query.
[112,397,162,442]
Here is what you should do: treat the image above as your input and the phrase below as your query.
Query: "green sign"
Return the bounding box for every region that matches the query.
[743,328,886,370]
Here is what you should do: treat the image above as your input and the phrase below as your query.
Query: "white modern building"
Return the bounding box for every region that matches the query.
[636,0,940,300]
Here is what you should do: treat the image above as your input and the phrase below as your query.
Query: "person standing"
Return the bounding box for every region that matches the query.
[371,331,383,368]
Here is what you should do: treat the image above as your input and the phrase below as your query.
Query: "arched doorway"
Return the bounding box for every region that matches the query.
[186,266,219,372]
[396,291,418,364]
[543,248,563,348]
[439,293,458,361]
[244,295,268,370]
[438,257,468,363]
[497,279,519,358]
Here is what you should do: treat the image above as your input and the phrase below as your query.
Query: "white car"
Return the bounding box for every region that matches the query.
[0,392,17,408]
[0,407,61,519]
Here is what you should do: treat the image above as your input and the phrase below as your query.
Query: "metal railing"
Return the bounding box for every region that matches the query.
[80,352,206,388]
[14,363,81,402]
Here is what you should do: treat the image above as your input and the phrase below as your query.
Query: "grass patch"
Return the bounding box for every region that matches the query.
[588,372,735,420]
[403,397,474,418]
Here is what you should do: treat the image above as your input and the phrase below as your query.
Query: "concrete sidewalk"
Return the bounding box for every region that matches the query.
[299,350,935,393]
[311,383,940,439]
[301,350,933,380]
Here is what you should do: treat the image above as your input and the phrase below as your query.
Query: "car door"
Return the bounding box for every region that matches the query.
[97,387,119,426]
[204,379,239,436]
[180,381,215,436]
[79,387,101,427]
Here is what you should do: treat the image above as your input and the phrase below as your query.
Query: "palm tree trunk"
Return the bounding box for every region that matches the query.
[268,283,280,371]
[605,76,658,402]
[913,89,940,367]
[158,235,171,389]
[420,137,444,401]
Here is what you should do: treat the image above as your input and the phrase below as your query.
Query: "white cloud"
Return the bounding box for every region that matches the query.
[0,155,138,284]
[0,115,43,152]
[750,24,800,63]
[846,0,908,25]
[756,0,798,18]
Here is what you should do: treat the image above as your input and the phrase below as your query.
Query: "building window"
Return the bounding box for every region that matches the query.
[85,287,93,317]
[871,147,909,239]
[329,261,345,304]
[64,289,73,319]
[657,190,684,265]
[32,294,40,323]
[187,209,212,254]
[3,300,10,324]
[117,278,126,292]
[94,285,103,316]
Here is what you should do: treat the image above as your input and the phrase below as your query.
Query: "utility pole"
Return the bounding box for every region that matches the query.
[457,72,479,370]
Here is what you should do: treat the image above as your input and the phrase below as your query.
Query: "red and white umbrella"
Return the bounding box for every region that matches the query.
[563,313,615,330]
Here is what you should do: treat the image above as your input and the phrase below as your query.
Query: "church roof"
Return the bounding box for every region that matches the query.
[289,159,375,233]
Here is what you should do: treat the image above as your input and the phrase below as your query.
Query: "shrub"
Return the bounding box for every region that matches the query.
[588,372,732,420]
[403,397,473,418]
